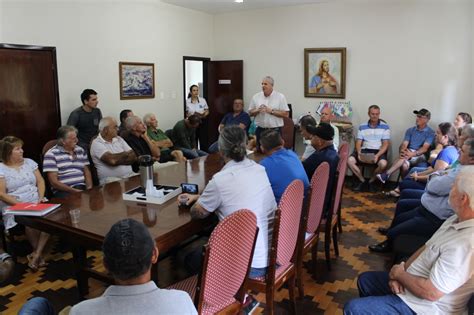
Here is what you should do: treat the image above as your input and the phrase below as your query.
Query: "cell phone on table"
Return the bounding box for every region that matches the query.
[181,183,198,194]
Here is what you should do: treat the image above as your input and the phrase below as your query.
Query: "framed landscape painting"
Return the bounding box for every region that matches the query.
[304,47,346,98]
[119,62,155,99]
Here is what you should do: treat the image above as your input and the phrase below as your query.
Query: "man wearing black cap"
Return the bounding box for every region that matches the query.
[376,108,435,184]
[70,219,197,315]
[302,123,340,213]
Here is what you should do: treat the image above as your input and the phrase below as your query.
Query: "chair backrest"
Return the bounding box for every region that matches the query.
[41,139,57,158]
[331,147,349,216]
[274,179,305,266]
[198,209,258,314]
[338,142,349,161]
[282,117,295,150]
[306,162,330,233]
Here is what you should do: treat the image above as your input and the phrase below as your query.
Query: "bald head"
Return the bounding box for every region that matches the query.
[320,107,333,123]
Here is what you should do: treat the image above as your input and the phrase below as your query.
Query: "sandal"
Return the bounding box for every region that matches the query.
[384,190,400,198]
[27,254,38,271]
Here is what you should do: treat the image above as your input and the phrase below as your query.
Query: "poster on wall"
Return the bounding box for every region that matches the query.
[304,48,346,99]
[119,62,155,99]
[317,100,352,123]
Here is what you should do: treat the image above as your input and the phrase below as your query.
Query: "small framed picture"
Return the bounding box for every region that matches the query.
[119,62,155,99]
[304,48,346,98]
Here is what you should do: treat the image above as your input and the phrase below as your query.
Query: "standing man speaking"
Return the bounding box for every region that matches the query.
[248,76,289,152]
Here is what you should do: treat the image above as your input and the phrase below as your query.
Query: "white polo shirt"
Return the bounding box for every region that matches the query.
[90,134,135,185]
[248,90,289,128]
[197,158,277,268]
[186,97,208,115]
[398,215,474,315]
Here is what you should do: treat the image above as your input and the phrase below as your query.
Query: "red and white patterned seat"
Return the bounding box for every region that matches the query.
[167,209,258,315]
[296,162,330,297]
[245,179,305,315]
[320,142,349,270]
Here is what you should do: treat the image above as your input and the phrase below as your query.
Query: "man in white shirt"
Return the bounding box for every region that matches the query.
[248,76,289,151]
[318,106,340,151]
[90,117,136,185]
[344,166,474,315]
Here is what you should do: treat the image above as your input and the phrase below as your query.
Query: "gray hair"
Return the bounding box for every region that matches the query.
[143,113,155,126]
[125,116,142,131]
[262,76,274,86]
[461,124,474,139]
[454,165,474,209]
[218,125,247,162]
[99,117,116,132]
[56,125,77,142]
[465,138,474,158]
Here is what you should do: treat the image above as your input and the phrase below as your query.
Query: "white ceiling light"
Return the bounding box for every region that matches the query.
[234,0,244,3]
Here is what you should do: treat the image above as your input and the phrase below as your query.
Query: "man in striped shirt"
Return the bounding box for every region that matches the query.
[348,105,390,192]
[43,126,92,198]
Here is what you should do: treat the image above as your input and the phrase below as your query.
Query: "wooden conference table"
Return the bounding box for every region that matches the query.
[16,154,229,299]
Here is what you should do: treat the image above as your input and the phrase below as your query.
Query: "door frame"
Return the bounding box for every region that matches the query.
[182,56,210,118]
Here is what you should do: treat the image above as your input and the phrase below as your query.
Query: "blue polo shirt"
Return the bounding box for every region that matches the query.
[221,111,251,131]
[302,145,339,213]
[260,148,310,203]
[403,125,435,150]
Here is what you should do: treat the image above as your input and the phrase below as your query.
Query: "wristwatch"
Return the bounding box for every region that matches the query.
[271,109,275,115]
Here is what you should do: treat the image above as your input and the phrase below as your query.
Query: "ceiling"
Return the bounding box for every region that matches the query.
[161,0,331,14]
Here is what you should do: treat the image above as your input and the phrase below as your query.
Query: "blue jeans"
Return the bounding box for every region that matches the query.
[387,206,443,242]
[399,189,424,200]
[179,147,208,159]
[19,297,56,315]
[399,178,426,191]
[249,267,267,278]
[344,272,415,315]
[394,198,421,218]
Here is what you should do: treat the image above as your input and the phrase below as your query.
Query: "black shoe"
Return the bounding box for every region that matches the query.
[377,227,389,235]
[369,240,392,253]
[368,182,378,193]
[353,180,368,192]
[243,295,259,315]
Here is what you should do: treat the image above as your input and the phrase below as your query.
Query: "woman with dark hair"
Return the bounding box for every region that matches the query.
[178,125,276,278]
[394,122,459,193]
[454,112,472,134]
[186,84,210,150]
[0,136,50,270]
[185,85,209,119]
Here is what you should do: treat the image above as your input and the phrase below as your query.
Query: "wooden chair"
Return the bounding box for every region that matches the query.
[337,142,349,233]
[320,145,349,270]
[281,117,295,151]
[168,209,258,315]
[296,162,330,297]
[245,179,305,315]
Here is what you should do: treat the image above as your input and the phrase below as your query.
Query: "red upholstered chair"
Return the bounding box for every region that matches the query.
[320,143,349,270]
[245,179,305,315]
[168,209,258,315]
[296,162,330,297]
[337,142,350,233]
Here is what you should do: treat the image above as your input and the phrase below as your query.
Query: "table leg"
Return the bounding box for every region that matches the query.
[72,246,89,300]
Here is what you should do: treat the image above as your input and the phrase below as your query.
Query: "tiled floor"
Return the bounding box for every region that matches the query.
[0,184,397,314]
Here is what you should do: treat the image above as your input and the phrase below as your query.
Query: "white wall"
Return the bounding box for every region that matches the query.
[213,0,473,157]
[1,0,214,129]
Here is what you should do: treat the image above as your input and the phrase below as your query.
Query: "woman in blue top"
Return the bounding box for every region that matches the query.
[398,122,459,191]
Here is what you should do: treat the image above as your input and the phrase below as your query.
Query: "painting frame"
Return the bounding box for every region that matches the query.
[304,47,346,99]
[119,61,155,100]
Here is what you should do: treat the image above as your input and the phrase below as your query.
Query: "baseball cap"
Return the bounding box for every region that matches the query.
[413,108,431,119]
[306,122,334,141]
[103,218,154,279]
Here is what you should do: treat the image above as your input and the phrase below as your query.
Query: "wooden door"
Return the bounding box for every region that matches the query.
[0,44,61,163]
[205,60,243,149]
